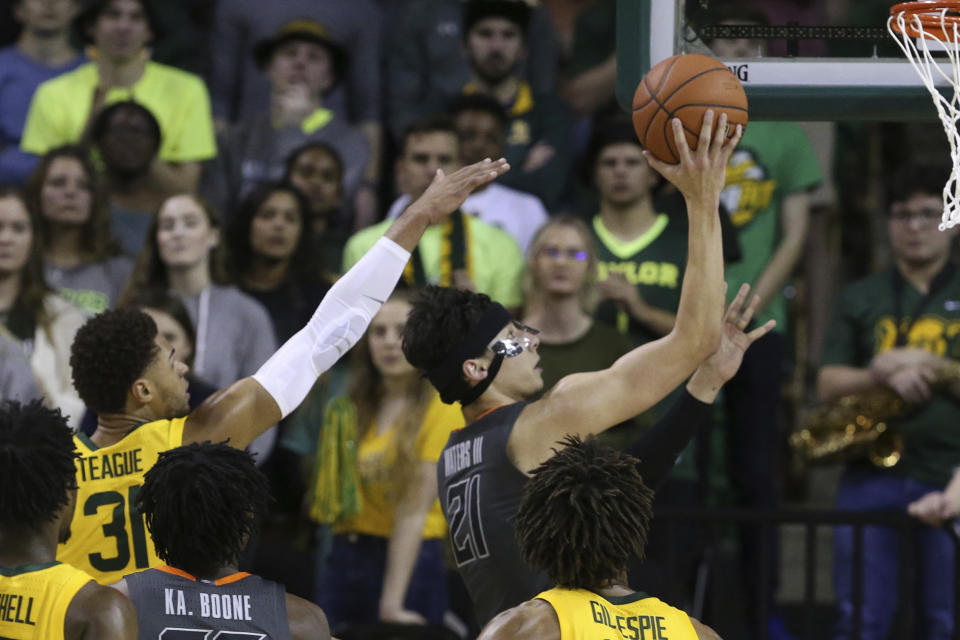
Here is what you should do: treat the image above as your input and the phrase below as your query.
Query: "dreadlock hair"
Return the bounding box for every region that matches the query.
[515,435,655,590]
[137,442,270,579]
[401,285,494,372]
[0,400,78,533]
[70,308,159,414]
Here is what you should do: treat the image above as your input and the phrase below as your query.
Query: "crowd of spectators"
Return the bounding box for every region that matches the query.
[1,0,958,639]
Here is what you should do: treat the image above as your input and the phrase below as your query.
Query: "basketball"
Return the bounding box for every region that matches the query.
[632,53,749,164]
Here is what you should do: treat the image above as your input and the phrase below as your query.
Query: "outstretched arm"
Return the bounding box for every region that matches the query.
[183,159,509,447]
[511,113,739,472]
[630,284,776,489]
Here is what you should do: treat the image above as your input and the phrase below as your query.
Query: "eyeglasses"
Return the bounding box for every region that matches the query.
[889,207,942,224]
[539,245,588,262]
[490,321,540,358]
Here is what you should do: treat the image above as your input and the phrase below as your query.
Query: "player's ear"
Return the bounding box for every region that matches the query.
[130,377,154,405]
[207,227,221,250]
[462,357,489,383]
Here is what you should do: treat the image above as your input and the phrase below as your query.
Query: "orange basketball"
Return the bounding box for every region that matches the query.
[632,53,749,164]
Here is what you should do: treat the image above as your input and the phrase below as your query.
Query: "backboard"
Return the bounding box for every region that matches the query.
[616,0,947,120]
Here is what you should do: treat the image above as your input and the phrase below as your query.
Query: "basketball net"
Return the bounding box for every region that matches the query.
[889,6,960,230]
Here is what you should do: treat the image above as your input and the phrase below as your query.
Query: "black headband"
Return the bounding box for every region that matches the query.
[427,303,512,404]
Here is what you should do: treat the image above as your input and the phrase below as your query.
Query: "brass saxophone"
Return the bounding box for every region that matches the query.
[791,362,960,468]
[790,390,907,468]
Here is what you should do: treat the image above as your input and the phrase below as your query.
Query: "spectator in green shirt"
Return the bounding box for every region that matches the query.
[819,164,960,640]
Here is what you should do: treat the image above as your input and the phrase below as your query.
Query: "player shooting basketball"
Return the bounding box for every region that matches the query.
[59,157,509,585]
[402,112,775,624]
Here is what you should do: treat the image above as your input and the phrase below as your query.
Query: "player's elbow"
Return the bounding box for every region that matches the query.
[676,322,722,363]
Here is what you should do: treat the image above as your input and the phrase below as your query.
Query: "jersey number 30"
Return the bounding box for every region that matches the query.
[446,474,489,566]
[84,486,150,572]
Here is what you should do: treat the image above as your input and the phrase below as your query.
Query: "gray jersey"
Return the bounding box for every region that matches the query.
[125,567,291,640]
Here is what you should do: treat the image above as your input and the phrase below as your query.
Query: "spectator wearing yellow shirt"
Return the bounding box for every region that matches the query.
[306,289,465,631]
[20,0,216,196]
[343,116,525,311]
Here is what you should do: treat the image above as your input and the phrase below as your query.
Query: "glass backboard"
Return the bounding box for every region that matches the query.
[617,0,947,120]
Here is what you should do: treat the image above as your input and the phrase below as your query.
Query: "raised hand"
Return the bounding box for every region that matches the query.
[643,110,743,210]
[405,158,510,226]
[687,283,776,400]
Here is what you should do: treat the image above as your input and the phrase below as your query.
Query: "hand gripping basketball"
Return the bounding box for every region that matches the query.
[633,53,749,164]
[644,110,743,209]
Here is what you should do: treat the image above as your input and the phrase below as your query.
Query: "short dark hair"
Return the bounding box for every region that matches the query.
[0,400,78,533]
[138,442,270,578]
[402,285,493,372]
[123,288,197,368]
[75,0,161,44]
[400,115,460,156]
[583,120,642,180]
[283,141,344,185]
[463,0,531,37]
[70,308,159,414]
[448,93,508,130]
[515,435,655,589]
[887,163,951,206]
[91,101,162,151]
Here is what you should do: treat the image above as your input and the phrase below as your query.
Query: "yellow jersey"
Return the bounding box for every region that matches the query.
[535,587,699,640]
[0,561,92,640]
[57,417,187,585]
[332,394,464,538]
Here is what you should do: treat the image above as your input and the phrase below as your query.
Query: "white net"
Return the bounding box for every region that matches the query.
[889,7,960,230]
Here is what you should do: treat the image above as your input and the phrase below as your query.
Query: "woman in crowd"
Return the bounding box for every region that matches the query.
[0,188,87,427]
[228,181,333,344]
[521,215,633,392]
[25,145,132,314]
[307,288,464,631]
[283,142,350,273]
[123,193,278,458]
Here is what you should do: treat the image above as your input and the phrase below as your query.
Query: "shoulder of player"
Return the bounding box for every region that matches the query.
[689,615,723,640]
[285,592,331,640]
[66,579,137,640]
[478,599,560,640]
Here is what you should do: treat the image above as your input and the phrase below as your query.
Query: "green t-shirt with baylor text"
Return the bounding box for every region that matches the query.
[821,267,960,486]
[721,121,822,330]
[592,213,687,347]
[591,212,690,469]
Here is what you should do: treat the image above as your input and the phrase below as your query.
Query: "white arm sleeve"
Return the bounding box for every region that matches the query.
[253,236,410,417]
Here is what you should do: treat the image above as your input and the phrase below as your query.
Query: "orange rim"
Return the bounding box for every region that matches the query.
[891,1,960,40]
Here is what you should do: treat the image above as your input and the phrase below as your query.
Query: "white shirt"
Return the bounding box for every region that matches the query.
[387,183,549,255]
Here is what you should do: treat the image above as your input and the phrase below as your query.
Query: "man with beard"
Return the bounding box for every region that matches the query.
[90,100,165,255]
[459,0,575,209]
[0,400,137,639]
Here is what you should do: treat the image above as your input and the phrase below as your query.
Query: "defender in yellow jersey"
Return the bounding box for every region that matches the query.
[59,157,510,585]
[0,400,136,639]
[478,437,721,640]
